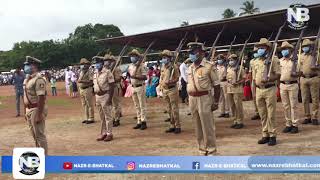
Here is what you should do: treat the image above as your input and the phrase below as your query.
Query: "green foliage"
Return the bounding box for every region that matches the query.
[222,9,237,19]
[0,23,124,70]
[239,1,260,16]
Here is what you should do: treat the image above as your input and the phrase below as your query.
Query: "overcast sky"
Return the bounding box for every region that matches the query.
[0,0,318,50]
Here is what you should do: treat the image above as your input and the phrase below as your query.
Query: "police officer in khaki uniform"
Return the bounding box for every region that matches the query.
[186,42,220,156]
[77,58,95,124]
[226,54,245,129]
[298,39,320,125]
[93,57,115,142]
[159,50,181,134]
[128,49,148,130]
[253,38,281,146]
[216,54,230,118]
[23,56,48,155]
[279,41,300,133]
[104,54,122,127]
[249,47,261,120]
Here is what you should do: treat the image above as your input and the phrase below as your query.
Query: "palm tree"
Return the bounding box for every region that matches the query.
[222,9,237,19]
[239,1,260,16]
[180,21,189,27]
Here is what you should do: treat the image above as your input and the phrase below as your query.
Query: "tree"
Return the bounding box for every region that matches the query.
[180,21,189,27]
[239,1,260,16]
[222,9,237,19]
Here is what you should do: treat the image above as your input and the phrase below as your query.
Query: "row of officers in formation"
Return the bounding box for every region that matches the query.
[23,37,319,156]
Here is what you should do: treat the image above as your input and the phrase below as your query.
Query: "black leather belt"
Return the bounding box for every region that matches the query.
[189,91,209,97]
[302,74,317,78]
[220,80,227,82]
[132,84,143,88]
[280,81,298,84]
[26,104,38,109]
[96,91,109,96]
[167,85,176,89]
[257,84,275,89]
[81,86,92,90]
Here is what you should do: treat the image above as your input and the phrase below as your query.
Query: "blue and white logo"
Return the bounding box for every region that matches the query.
[287,4,309,30]
[192,162,200,170]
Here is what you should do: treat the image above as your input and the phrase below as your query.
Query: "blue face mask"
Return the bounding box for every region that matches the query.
[217,59,223,65]
[161,58,169,65]
[80,65,85,70]
[229,60,236,66]
[95,63,103,70]
[130,57,138,63]
[24,65,32,74]
[281,49,290,57]
[257,48,266,57]
[302,46,310,53]
[253,53,259,58]
[189,53,198,62]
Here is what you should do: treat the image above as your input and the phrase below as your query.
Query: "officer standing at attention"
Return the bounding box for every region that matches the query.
[186,42,220,156]
[249,47,261,120]
[93,56,115,142]
[104,54,122,127]
[159,50,181,134]
[23,56,48,155]
[13,67,25,117]
[253,38,281,146]
[216,54,230,118]
[127,49,148,130]
[279,41,300,133]
[77,58,95,124]
[226,54,245,129]
[298,39,319,125]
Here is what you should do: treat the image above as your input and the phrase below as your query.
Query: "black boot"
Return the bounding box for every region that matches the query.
[268,137,277,146]
[234,123,244,129]
[113,120,120,127]
[258,137,270,144]
[133,123,141,129]
[218,114,225,118]
[164,118,171,122]
[165,128,175,133]
[312,119,319,125]
[174,128,181,134]
[302,118,311,124]
[82,120,88,123]
[230,123,237,129]
[140,122,147,130]
[251,114,261,120]
[224,113,230,118]
[282,126,292,133]
[290,126,299,134]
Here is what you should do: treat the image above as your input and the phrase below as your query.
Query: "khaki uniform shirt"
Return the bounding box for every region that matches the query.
[78,70,93,89]
[216,65,226,81]
[128,63,147,86]
[279,57,298,82]
[93,69,115,93]
[253,57,280,87]
[249,58,257,78]
[160,64,180,90]
[113,67,122,84]
[226,66,244,93]
[23,73,47,105]
[187,58,219,93]
[298,53,319,76]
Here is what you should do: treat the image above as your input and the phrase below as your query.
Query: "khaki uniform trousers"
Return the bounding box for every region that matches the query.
[280,83,299,127]
[25,107,48,155]
[96,93,112,135]
[189,94,216,155]
[256,86,277,138]
[227,92,244,124]
[219,82,229,114]
[163,87,180,128]
[251,82,259,115]
[112,84,122,122]
[79,87,94,121]
[300,77,320,119]
[132,85,146,124]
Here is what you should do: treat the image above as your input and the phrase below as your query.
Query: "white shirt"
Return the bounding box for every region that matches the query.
[179,62,188,83]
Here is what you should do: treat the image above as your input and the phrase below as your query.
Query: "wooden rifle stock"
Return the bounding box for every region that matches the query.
[222,36,237,79]
[169,32,188,80]
[208,25,226,61]
[311,26,320,69]
[291,29,305,76]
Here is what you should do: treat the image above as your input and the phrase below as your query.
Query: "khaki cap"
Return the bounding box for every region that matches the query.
[280,41,294,49]
[228,54,238,59]
[79,58,90,65]
[187,42,206,51]
[128,49,142,57]
[255,38,272,48]
[216,54,226,60]
[92,56,104,63]
[104,54,116,61]
[24,56,42,65]
[302,39,314,46]
[160,49,174,57]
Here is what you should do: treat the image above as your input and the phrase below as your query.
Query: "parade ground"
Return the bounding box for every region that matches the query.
[1,82,320,179]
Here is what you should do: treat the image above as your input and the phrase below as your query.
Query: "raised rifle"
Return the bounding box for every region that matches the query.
[133,40,156,76]
[263,21,286,81]
[208,25,226,61]
[235,33,252,82]
[112,41,131,73]
[169,32,188,80]
[222,35,237,79]
[268,31,274,41]
[291,28,305,76]
[311,25,320,69]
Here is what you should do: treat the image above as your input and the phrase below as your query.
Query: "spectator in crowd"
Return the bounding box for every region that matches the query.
[50,76,57,96]
[179,60,188,103]
[71,72,78,98]
[12,68,25,117]
[146,72,159,98]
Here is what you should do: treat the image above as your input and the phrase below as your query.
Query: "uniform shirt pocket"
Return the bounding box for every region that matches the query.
[197,76,210,90]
